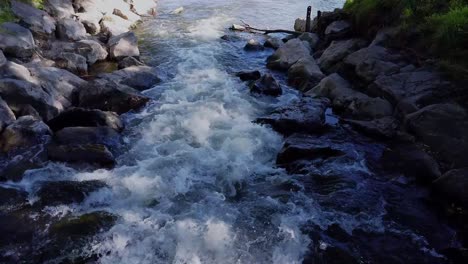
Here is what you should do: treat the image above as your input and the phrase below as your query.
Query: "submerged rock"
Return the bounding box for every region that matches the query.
[249,73,282,97]
[47,143,116,167]
[0,116,51,153]
[36,180,107,206]
[264,37,283,50]
[50,211,117,237]
[244,39,264,51]
[236,70,261,82]
[267,39,311,70]
[47,107,123,132]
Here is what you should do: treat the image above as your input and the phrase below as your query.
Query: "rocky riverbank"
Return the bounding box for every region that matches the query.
[0,0,161,262]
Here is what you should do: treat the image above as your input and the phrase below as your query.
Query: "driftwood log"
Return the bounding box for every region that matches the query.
[230,21,303,36]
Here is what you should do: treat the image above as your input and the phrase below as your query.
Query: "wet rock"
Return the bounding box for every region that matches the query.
[220,34,242,42]
[318,39,367,73]
[132,0,157,16]
[56,18,87,41]
[244,39,264,51]
[11,0,56,35]
[0,116,51,153]
[0,50,5,67]
[78,79,149,114]
[433,168,468,205]
[47,107,123,132]
[0,23,35,59]
[0,186,28,212]
[44,0,75,19]
[76,11,102,35]
[100,15,133,37]
[0,96,16,130]
[36,180,107,206]
[276,134,345,165]
[0,214,34,248]
[75,39,108,65]
[288,57,325,90]
[298,32,320,50]
[382,144,442,183]
[263,37,283,50]
[342,117,399,139]
[0,152,44,182]
[267,38,311,70]
[47,143,116,167]
[98,66,160,91]
[307,73,393,119]
[108,32,140,60]
[257,97,329,135]
[236,70,261,82]
[406,103,468,168]
[54,127,121,149]
[50,211,117,237]
[249,73,282,97]
[118,56,144,69]
[54,52,88,75]
[324,20,351,40]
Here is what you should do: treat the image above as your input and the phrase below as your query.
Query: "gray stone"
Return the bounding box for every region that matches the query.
[36,180,107,206]
[56,18,87,41]
[0,22,35,47]
[76,40,108,64]
[263,37,283,50]
[249,73,282,97]
[118,56,144,69]
[342,117,399,139]
[288,57,325,91]
[48,143,115,167]
[318,39,367,72]
[55,52,88,75]
[108,32,140,60]
[0,50,6,67]
[44,0,75,19]
[0,23,35,59]
[298,32,320,50]
[47,107,123,132]
[11,0,56,35]
[324,20,351,40]
[267,39,311,70]
[76,11,102,35]
[433,168,468,205]
[0,116,51,153]
[236,71,261,82]
[98,66,160,91]
[0,96,16,130]
[100,15,133,37]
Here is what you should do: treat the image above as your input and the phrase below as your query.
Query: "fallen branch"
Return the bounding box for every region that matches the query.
[230,21,303,36]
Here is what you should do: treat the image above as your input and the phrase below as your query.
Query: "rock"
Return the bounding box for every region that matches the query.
[276,134,345,165]
[118,56,144,69]
[0,96,15,130]
[50,211,117,237]
[55,52,88,75]
[406,103,468,168]
[47,143,116,166]
[220,34,242,42]
[76,11,102,35]
[249,73,282,97]
[0,61,32,81]
[298,33,320,50]
[47,107,123,132]
[36,180,107,206]
[344,46,402,82]
[54,127,121,149]
[342,117,399,139]
[370,27,400,47]
[318,39,367,73]
[0,50,5,67]
[100,14,133,37]
[0,116,51,153]
[433,168,468,205]
[0,79,61,120]
[310,9,348,35]
[78,79,149,114]
[11,0,56,35]
[264,37,283,50]
[244,39,264,51]
[98,66,160,91]
[307,74,393,119]
[0,152,44,182]
[294,18,308,32]
[324,20,351,40]
[76,40,108,64]
[132,0,157,16]
[267,39,311,70]
[236,71,261,82]
[257,97,329,135]
[56,18,87,41]
[0,186,28,212]
[108,32,140,60]
[44,0,75,19]
[0,23,35,59]
[288,57,325,90]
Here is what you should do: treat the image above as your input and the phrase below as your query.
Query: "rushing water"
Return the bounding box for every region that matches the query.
[5,0,461,263]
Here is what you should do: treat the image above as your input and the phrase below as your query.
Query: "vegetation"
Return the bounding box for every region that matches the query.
[0,0,45,24]
[343,0,468,79]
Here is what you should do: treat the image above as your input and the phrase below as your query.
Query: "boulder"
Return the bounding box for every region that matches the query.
[249,73,282,97]
[318,39,367,73]
[100,15,133,37]
[78,79,149,114]
[236,71,261,82]
[132,0,157,16]
[11,0,56,35]
[54,52,88,75]
[76,11,102,35]
[294,18,308,32]
[54,127,121,149]
[0,50,5,67]
[108,32,140,60]
[406,103,468,168]
[47,107,123,132]
[307,73,393,119]
[433,168,468,205]
[0,96,16,130]
[36,180,107,206]
[50,211,117,237]
[44,0,75,19]
[0,116,51,153]
[118,56,144,69]
[341,117,399,139]
[288,57,325,90]
[76,40,108,64]
[298,32,320,50]
[324,20,351,40]
[264,37,283,50]
[98,66,160,91]
[267,39,311,70]
[244,39,264,51]
[47,143,115,167]
[56,18,87,41]
[0,23,35,59]
[257,97,329,135]
[0,61,32,81]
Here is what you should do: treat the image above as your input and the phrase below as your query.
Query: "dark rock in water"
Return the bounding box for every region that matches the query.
[0,23,35,59]
[54,127,122,149]
[47,144,116,167]
[50,211,117,237]
[220,34,242,42]
[433,168,468,205]
[382,144,441,183]
[324,20,351,41]
[56,18,87,41]
[342,116,399,139]
[98,66,161,91]
[288,56,325,90]
[78,79,149,114]
[0,213,34,248]
[0,116,51,153]
[47,107,123,132]
[406,103,468,168]
[257,97,329,135]
[244,39,264,51]
[276,134,346,165]
[108,32,140,60]
[236,70,261,82]
[0,153,43,182]
[118,56,145,69]
[249,73,282,97]
[0,96,16,130]
[263,37,283,50]
[0,186,28,212]
[318,39,367,73]
[267,38,311,70]
[36,180,107,206]
[11,0,56,35]
[303,245,359,264]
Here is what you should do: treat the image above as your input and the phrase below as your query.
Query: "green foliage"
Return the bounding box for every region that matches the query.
[0,0,15,24]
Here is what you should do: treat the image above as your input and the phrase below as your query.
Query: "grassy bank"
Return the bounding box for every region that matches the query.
[343,0,468,79]
[0,0,45,24]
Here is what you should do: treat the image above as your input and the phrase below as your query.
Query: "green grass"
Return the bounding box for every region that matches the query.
[0,0,15,24]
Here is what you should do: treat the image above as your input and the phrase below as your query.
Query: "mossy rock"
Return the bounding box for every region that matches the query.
[50,211,117,237]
